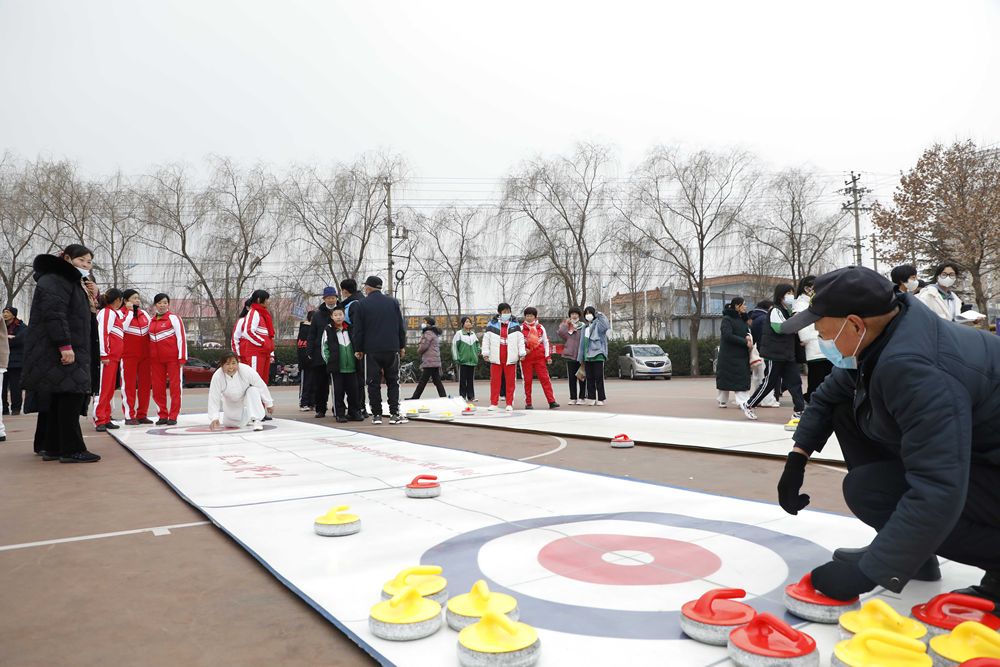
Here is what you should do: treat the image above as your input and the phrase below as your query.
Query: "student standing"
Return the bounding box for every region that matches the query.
[743,284,806,421]
[557,307,587,405]
[148,293,187,425]
[451,316,480,402]
[916,261,964,322]
[307,286,339,417]
[577,306,610,406]
[716,298,753,410]
[481,302,526,412]
[241,290,275,384]
[296,311,314,412]
[2,306,27,415]
[409,317,447,400]
[519,307,559,409]
[120,288,153,425]
[339,278,368,417]
[207,353,274,431]
[324,305,363,423]
[94,289,125,431]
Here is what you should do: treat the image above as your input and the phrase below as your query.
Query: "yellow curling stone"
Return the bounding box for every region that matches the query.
[406,408,419,416]
[381,565,449,605]
[929,622,1000,667]
[840,599,928,641]
[832,628,932,667]
[447,580,519,631]
[784,417,800,432]
[418,404,430,413]
[458,610,540,667]
[369,586,442,641]
[313,505,361,536]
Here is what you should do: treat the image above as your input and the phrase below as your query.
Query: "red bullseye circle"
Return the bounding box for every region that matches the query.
[537,533,722,585]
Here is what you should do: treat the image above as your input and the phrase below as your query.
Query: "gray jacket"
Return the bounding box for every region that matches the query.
[577,313,610,362]
[417,327,442,368]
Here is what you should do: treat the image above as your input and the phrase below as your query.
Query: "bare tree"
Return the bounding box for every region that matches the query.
[503,142,615,308]
[28,159,99,245]
[623,147,759,374]
[90,171,142,287]
[743,169,848,286]
[611,229,654,340]
[0,155,61,305]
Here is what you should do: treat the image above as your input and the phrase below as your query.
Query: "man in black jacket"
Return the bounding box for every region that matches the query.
[779,266,1000,607]
[2,306,27,415]
[295,311,314,412]
[306,286,338,417]
[338,278,367,417]
[351,276,407,425]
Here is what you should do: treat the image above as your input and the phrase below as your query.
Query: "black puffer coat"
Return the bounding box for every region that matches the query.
[716,307,751,391]
[21,254,97,395]
[757,305,797,362]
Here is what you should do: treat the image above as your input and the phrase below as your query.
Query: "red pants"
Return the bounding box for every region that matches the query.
[150,359,182,420]
[120,356,151,420]
[94,359,121,425]
[490,363,516,406]
[522,355,555,405]
[244,352,270,385]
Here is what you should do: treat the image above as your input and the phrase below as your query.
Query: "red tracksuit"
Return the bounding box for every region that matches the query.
[149,311,187,421]
[240,304,275,383]
[490,323,517,406]
[120,307,152,420]
[94,306,125,425]
[520,320,556,406]
[232,316,245,354]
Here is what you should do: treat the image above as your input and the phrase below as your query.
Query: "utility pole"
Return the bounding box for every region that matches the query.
[870,233,879,272]
[385,178,394,296]
[841,171,871,266]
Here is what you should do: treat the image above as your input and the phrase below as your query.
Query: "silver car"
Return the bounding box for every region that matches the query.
[617,344,672,380]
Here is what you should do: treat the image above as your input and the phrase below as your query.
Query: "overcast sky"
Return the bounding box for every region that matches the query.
[2,0,998,199]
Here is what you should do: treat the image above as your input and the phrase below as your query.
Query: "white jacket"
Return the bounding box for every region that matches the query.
[793,294,824,362]
[480,320,526,366]
[916,285,962,322]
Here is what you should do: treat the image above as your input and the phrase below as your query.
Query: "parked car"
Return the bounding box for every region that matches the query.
[617,344,672,380]
[202,341,223,349]
[183,357,216,387]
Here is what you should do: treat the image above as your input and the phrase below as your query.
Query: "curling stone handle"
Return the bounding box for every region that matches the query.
[333,505,350,514]
[927,593,997,614]
[855,628,926,655]
[864,598,904,623]
[480,610,518,636]
[470,580,491,602]
[748,613,801,642]
[692,588,747,615]
[389,586,423,609]
[393,565,443,586]
[950,621,1000,649]
[409,475,439,488]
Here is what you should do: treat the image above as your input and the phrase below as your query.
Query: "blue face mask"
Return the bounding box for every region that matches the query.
[818,319,865,370]
[499,313,511,322]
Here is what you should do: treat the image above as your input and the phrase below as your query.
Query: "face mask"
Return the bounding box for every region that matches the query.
[906,279,919,292]
[77,267,89,277]
[585,313,594,322]
[420,324,427,330]
[500,313,511,322]
[783,295,795,308]
[938,275,956,288]
[818,319,866,370]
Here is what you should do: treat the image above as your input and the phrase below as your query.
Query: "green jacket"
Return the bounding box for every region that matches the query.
[451,330,481,366]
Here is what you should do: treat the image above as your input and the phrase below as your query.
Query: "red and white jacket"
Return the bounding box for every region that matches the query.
[521,320,551,361]
[121,307,151,359]
[149,311,187,363]
[97,306,125,361]
[241,304,275,353]
[231,316,245,354]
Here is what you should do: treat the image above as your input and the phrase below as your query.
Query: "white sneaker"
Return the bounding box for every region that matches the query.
[595,400,605,406]
[251,419,264,431]
[588,400,597,406]
[298,406,310,412]
[488,405,497,412]
[718,402,728,408]
[760,398,780,408]
[505,405,513,412]
[739,403,758,421]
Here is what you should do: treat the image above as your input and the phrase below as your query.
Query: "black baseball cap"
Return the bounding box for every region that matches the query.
[782,266,897,333]
[364,275,383,289]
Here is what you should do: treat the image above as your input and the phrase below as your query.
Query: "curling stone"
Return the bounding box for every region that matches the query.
[382,565,449,605]
[784,572,861,623]
[958,659,1000,666]
[457,609,540,667]
[405,474,442,499]
[369,586,442,641]
[438,410,455,421]
[406,407,419,417]
[679,588,756,646]
[727,612,819,667]
[446,579,519,631]
[929,622,1000,667]
[831,628,932,667]
[462,404,476,416]
[784,418,800,432]
[610,433,634,449]
[418,404,431,414]
[912,594,1000,638]
[313,505,361,536]
[839,598,928,641]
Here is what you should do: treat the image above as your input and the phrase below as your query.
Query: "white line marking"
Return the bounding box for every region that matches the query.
[518,436,568,461]
[815,463,848,474]
[0,521,210,552]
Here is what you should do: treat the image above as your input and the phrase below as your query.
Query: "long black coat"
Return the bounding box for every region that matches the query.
[716,308,751,391]
[21,254,97,395]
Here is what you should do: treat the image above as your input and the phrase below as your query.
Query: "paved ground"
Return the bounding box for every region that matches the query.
[0,377,845,667]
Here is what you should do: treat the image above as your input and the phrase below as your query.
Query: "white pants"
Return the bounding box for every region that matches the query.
[717,389,750,406]
[0,370,5,437]
[220,387,266,427]
[750,363,764,392]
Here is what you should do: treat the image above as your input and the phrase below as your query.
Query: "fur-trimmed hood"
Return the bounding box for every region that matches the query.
[33,253,85,283]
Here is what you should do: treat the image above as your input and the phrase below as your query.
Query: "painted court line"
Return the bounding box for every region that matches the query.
[518,436,568,461]
[0,521,211,552]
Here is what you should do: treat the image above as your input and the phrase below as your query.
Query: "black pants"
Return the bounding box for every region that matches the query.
[833,403,1000,573]
[365,352,400,417]
[804,359,833,403]
[32,393,88,457]
[458,365,476,400]
[584,360,606,401]
[747,359,804,411]
[332,371,360,418]
[411,367,446,400]
[2,367,22,413]
[298,366,314,408]
[565,359,586,400]
[312,364,331,415]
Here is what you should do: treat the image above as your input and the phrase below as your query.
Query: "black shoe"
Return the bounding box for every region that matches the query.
[952,571,1000,610]
[42,452,61,461]
[262,415,273,421]
[314,413,326,419]
[348,414,365,422]
[13,409,21,415]
[165,419,177,426]
[60,450,102,463]
[549,402,560,409]
[0,435,5,442]
[524,404,533,410]
[372,415,383,425]
[335,416,348,423]
[105,422,120,430]
[125,419,140,426]
[389,414,408,424]
[156,418,169,425]
[96,423,108,432]
[834,546,942,582]
[360,411,369,419]
[138,418,154,425]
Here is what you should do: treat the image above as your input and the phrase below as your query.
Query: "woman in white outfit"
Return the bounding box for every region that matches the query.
[208,353,274,431]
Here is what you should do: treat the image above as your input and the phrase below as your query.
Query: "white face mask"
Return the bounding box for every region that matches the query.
[906,279,920,292]
[938,275,956,288]
[783,295,795,308]
[77,267,90,277]
[585,313,594,322]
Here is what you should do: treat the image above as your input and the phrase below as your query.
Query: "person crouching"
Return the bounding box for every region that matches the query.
[208,352,274,431]
[325,305,363,423]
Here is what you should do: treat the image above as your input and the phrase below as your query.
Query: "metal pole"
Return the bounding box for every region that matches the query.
[385,179,394,296]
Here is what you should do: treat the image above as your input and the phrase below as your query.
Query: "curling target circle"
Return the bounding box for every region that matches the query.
[147,424,278,436]
[421,512,830,640]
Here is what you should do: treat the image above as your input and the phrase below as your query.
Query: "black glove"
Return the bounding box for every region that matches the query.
[777,451,810,515]
[811,560,876,601]
[133,304,139,315]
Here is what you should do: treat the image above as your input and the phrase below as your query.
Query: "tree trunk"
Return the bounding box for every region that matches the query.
[689,317,701,376]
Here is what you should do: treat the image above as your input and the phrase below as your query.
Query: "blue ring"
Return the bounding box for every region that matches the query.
[421,512,830,639]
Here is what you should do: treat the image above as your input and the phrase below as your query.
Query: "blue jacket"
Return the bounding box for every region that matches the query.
[794,294,1000,591]
[577,313,610,362]
[748,307,769,345]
